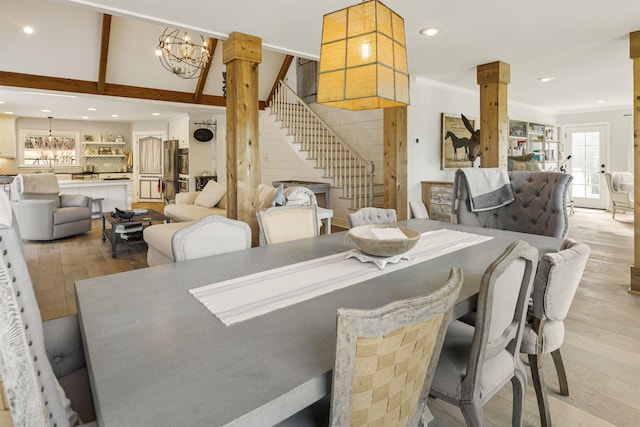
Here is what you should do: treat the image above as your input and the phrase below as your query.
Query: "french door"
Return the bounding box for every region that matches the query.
[565,124,609,209]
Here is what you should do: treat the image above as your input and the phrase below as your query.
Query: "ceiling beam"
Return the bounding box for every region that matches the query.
[194,38,218,104]
[97,14,112,94]
[0,70,234,108]
[266,55,294,106]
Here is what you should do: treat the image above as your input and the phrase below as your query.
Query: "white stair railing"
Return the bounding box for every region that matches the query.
[269,81,374,209]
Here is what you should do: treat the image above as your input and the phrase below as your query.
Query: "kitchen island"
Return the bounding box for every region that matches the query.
[58,179,133,213]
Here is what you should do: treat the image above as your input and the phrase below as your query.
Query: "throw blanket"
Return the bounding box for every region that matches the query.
[455,168,514,212]
[16,174,60,194]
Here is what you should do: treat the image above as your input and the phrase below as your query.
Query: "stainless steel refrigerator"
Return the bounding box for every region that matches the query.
[162,139,179,201]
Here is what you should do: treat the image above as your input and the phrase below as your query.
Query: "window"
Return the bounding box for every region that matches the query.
[18,129,80,168]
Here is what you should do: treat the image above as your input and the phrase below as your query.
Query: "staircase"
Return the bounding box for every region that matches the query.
[269,81,379,210]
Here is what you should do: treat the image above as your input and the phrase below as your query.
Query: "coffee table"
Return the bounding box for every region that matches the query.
[102,209,166,258]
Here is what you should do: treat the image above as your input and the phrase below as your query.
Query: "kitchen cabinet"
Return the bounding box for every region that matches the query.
[58,180,133,212]
[169,114,189,148]
[0,115,17,158]
[139,175,162,200]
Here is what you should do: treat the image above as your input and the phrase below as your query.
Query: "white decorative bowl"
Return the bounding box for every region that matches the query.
[346,224,421,257]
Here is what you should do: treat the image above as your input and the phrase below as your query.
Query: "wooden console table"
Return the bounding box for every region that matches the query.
[421,181,455,223]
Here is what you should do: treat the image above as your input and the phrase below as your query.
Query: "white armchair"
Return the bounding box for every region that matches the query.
[604,172,634,219]
[10,174,92,241]
[143,215,251,266]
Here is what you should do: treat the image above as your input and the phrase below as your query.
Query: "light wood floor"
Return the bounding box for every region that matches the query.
[21,206,640,426]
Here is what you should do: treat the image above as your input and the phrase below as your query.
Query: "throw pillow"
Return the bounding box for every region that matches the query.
[258,184,277,210]
[271,184,285,207]
[508,153,540,171]
[194,180,226,208]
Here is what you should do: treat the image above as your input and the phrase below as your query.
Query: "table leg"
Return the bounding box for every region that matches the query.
[326,217,332,234]
[111,226,117,258]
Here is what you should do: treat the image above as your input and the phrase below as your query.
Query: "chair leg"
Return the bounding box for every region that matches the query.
[511,368,527,427]
[551,349,569,396]
[460,401,484,427]
[528,354,552,427]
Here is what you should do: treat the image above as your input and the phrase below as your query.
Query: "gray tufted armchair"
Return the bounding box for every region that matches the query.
[454,170,572,238]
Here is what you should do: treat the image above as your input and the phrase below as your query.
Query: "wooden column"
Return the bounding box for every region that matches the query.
[477,61,510,169]
[222,32,262,247]
[629,31,640,294]
[383,106,408,220]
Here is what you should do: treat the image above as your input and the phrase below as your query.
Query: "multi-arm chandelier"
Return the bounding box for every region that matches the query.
[156,28,211,79]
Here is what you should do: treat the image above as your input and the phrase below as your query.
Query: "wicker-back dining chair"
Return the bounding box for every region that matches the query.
[279,266,463,426]
[257,205,318,246]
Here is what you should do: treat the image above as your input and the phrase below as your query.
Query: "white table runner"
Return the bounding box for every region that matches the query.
[189,229,492,325]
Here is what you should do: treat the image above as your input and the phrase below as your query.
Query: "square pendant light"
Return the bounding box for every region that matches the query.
[317,0,410,110]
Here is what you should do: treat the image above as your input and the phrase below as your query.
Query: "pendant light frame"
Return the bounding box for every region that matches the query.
[317,0,410,110]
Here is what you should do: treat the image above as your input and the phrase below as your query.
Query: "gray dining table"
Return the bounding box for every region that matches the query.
[75,219,561,427]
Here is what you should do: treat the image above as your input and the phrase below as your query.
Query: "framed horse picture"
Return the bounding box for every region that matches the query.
[441,113,476,170]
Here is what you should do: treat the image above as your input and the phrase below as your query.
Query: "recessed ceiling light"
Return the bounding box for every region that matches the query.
[81,116,89,119]
[0,101,4,104]
[4,112,13,114]
[152,112,160,116]
[538,76,554,82]
[88,107,96,111]
[111,114,119,118]
[23,26,34,34]
[597,99,607,104]
[41,109,51,113]
[419,28,439,37]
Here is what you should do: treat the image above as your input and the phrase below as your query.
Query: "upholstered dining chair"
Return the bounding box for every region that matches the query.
[0,191,96,426]
[278,266,463,427]
[348,207,397,228]
[604,172,634,220]
[409,201,430,219]
[171,215,252,262]
[429,240,538,427]
[520,238,590,427]
[257,205,318,246]
[453,170,572,238]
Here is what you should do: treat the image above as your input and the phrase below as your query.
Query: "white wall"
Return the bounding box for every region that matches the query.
[131,120,167,133]
[406,76,558,206]
[261,112,327,185]
[558,108,634,172]
[189,114,219,179]
[309,104,384,183]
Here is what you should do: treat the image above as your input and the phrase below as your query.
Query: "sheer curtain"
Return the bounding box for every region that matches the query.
[139,136,162,174]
